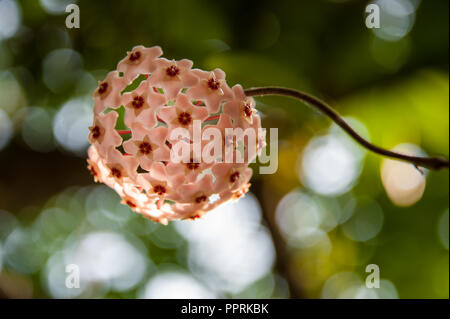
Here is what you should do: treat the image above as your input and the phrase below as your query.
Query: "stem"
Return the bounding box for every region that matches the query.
[245,87,449,171]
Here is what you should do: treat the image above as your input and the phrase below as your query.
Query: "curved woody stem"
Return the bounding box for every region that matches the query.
[245,87,449,171]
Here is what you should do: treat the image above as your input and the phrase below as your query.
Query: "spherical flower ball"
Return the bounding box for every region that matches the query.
[87,46,265,224]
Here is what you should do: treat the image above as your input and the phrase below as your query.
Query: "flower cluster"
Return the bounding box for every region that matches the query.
[87,46,264,224]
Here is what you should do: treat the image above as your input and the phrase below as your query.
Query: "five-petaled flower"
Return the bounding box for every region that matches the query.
[118,45,163,83]
[139,162,185,204]
[93,71,127,114]
[105,148,138,182]
[122,79,166,129]
[187,69,233,114]
[148,58,198,99]
[123,123,170,171]
[223,84,257,126]
[212,163,252,194]
[158,94,209,141]
[88,111,122,156]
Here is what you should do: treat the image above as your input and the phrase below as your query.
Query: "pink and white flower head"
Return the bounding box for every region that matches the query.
[87,46,264,224]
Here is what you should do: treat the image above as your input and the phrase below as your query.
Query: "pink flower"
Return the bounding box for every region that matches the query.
[87,146,107,183]
[212,163,253,193]
[138,162,185,201]
[93,71,128,114]
[117,45,163,83]
[121,79,166,129]
[122,123,170,171]
[223,84,258,127]
[221,95,265,163]
[246,115,266,163]
[217,180,252,206]
[120,185,151,213]
[170,199,223,220]
[176,174,214,206]
[187,68,233,114]
[165,144,214,183]
[148,58,198,99]
[158,93,208,132]
[104,148,139,183]
[88,111,122,156]
[87,46,263,223]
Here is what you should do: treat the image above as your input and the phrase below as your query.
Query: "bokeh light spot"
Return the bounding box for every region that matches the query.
[0,0,21,40]
[342,200,384,242]
[381,144,427,207]
[141,272,215,299]
[0,109,13,150]
[372,0,418,41]
[42,49,83,93]
[276,190,327,248]
[175,193,275,294]
[53,96,92,155]
[4,227,47,274]
[299,134,363,196]
[22,107,55,152]
[39,0,77,15]
[0,71,27,116]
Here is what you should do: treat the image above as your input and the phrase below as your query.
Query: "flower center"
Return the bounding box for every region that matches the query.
[111,167,122,179]
[132,96,145,109]
[233,190,245,199]
[97,82,108,95]
[126,200,136,208]
[90,126,101,139]
[230,171,240,183]
[243,103,253,117]
[138,142,152,155]
[207,78,220,90]
[166,65,180,77]
[177,112,192,125]
[129,51,141,62]
[186,159,200,170]
[224,135,234,148]
[153,185,167,195]
[88,164,98,177]
[195,195,208,203]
